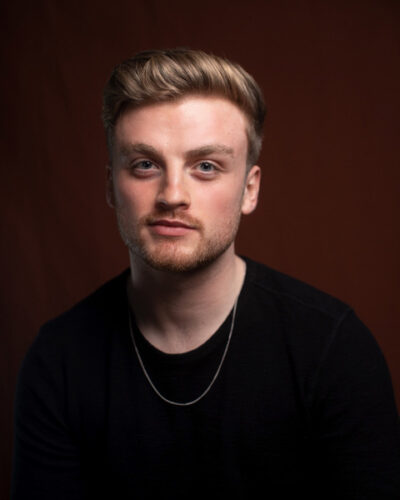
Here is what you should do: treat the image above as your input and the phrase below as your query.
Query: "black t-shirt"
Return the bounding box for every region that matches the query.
[12,258,400,498]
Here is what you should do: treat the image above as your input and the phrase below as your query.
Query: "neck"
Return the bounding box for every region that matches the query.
[127,247,246,353]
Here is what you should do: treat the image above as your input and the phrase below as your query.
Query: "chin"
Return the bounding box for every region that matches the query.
[132,241,234,274]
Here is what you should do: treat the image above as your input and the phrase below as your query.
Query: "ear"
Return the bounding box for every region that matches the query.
[241,165,261,215]
[106,164,115,208]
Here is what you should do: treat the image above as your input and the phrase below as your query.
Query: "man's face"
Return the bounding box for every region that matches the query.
[108,95,260,273]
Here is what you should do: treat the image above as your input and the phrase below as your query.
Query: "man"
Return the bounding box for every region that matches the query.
[12,49,400,498]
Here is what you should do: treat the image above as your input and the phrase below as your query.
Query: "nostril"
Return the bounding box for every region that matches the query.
[156,197,189,210]
[156,185,190,209]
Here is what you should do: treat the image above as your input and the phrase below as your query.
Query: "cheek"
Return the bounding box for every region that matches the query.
[114,180,151,212]
[198,184,243,220]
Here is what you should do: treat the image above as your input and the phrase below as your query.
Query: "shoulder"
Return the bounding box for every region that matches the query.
[241,258,397,416]
[23,269,130,373]
[243,256,351,323]
[240,258,392,391]
[14,272,131,450]
[240,257,373,368]
[41,269,129,339]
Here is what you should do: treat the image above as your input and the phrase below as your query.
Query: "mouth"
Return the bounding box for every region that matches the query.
[150,219,195,228]
[147,219,197,236]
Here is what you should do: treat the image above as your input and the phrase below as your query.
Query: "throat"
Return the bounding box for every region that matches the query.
[127,254,246,354]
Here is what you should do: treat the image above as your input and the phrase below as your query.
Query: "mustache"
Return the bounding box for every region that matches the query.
[141,213,203,230]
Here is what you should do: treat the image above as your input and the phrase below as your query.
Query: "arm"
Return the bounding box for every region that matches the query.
[311,310,400,498]
[11,329,86,500]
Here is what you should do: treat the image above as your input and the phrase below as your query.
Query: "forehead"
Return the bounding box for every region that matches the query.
[113,96,249,157]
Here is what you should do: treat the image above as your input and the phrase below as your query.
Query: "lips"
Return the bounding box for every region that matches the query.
[149,219,194,229]
[148,218,197,236]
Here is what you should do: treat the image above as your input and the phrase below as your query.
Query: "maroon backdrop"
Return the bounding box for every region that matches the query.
[2,0,399,497]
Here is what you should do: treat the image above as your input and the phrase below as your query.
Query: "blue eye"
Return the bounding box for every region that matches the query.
[198,162,216,172]
[130,160,159,177]
[136,160,154,170]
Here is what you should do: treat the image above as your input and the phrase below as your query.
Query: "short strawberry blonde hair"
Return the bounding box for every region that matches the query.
[102,48,266,167]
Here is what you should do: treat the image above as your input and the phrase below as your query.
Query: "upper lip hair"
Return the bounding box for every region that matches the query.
[149,218,195,228]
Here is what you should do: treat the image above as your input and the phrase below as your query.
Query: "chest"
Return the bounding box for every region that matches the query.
[101,342,309,495]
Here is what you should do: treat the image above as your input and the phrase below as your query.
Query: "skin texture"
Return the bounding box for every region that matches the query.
[108,96,260,272]
[107,95,261,352]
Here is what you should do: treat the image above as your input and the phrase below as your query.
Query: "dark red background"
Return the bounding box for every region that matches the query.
[1,1,399,497]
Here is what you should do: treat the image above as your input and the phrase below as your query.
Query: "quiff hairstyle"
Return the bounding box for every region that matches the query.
[102,48,266,167]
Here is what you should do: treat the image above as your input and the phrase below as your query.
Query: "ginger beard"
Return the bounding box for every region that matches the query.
[114,201,244,273]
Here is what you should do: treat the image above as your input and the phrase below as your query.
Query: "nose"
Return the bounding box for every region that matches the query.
[155,167,190,211]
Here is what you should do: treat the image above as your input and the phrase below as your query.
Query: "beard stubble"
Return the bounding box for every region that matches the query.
[115,207,242,273]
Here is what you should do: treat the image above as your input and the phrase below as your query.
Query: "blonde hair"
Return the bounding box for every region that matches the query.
[102,48,266,166]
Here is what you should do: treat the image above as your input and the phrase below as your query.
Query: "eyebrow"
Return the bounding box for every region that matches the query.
[119,142,235,162]
[119,143,163,163]
[185,144,235,159]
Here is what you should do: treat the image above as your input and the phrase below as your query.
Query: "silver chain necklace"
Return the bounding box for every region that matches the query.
[128,298,238,407]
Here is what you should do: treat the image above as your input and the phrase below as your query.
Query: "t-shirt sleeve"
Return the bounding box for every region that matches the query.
[310,310,400,497]
[11,329,86,500]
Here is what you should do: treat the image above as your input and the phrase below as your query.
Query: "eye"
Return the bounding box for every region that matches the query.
[196,161,217,174]
[134,160,155,170]
[130,160,159,177]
